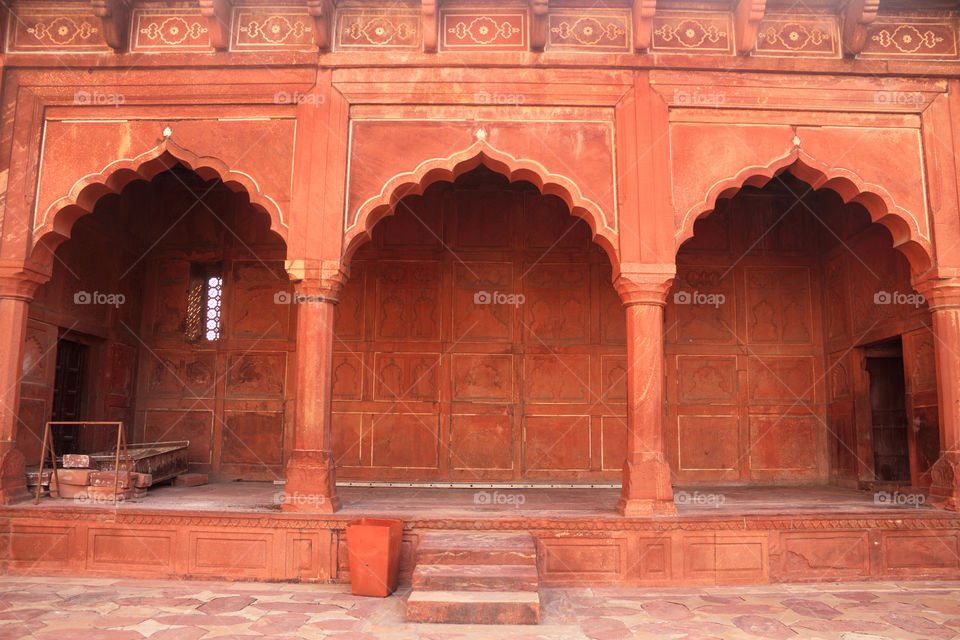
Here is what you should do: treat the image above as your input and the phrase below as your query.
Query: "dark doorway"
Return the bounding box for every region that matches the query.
[864,339,910,482]
[51,338,89,455]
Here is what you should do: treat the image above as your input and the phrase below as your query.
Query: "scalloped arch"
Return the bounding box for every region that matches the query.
[343,140,619,270]
[677,150,934,276]
[29,140,288,271]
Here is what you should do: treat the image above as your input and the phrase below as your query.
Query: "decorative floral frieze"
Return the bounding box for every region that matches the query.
[132,8,212,52]
[233,8,315,50]
[651,12,733,54]
[9,8,110,52]
[547,11,630,52]
[335,10,420,50]
[441,10,527,51]
[861,19,957,58]
[755,15,838,57]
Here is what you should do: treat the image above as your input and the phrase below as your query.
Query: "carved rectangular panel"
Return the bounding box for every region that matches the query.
[600,356,627,401]
[221,410,284,466]
[231,7,317,51]
[635,535,672,582]
[678,416,739,472]
[524,415,590,472]
[747,356,816,403]
[151,260,191,336]
[230,262,291,339]
[600,416,627,471]
[370,413,438,469]
[861,18,958,59]
[10,525,72,564]
[538,536,625,583]
[189,532,272,579]
[332,353,364,400]
[440,10,527,51]
[745,267,814,345]
[677,356,736,403]
[335,9,420,51]
[132,9,213,52]
[226,353,286,397]
[285,530,332,581]
[651,12,733,54]
[7,5,111,52]
[374,353,439,401]
[450,414,513,471]
[143,350,217,398]
[334,263,365,340]
[754,15,839,58]
[881,532,960,574]
[778,532,870,578]
[670,267,735,345]
[88,529,173,570]
[375,261,441,340]
[748,414,818,471]
[453,263,514,342]
[546,11,630,52]
[523,354,590,403]
[452,354,513,402]
[524,264,591,343]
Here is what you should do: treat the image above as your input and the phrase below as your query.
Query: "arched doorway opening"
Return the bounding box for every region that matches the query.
[667,168,937,490]
[332,165,627,482]
[19,163,294,481]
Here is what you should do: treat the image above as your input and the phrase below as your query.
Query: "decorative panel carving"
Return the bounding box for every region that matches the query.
[440,9,527,51]
[230,262,291,339]
[677,356,736,403]
[600,416,627,471]
[90,530,173,569]
[546,11,630,52]
[600,356,627,401]
[335,9,420,50]
[374,353,439,401]
[747,356,815,402]
[226,353,285,397]
[145,350,217,398]
[882,532,960,573]
[453,263,513,342]
[861,18,958,59]
[745,267,813,345]
[651,12,733,54]
[671,267,735,345]
[8,6,110,52]
[376,261,441,340]
[189,532,272,578]
[232,7,316,50]
[132,8,213,52]
[106,343,137,397]
[524,264,590,343]
[331,353,364,400]
[778,532,870,578]
[755,15,838,57]
[452,354,512,402]
[450,414,513,471]
[524,355,589,403]
[151,260,191,336]
[332,413,363,467]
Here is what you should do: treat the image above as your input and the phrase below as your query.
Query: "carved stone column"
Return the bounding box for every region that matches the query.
[614,270,677,516]
[0,271,46,504]
[282,270,345,513]
[916,277,960,510]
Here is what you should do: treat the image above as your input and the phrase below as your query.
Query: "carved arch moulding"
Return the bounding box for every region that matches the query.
[342,117,621,268]
[670,122,935,276]
[27,117,296,271]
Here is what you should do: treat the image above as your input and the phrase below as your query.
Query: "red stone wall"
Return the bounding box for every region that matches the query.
[20,169,296,480]
[332,169,627,481]
[666,179,937,486]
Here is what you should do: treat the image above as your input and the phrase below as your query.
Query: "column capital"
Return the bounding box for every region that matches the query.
[0,262,50,301]
[913,275,960,311]
[614,265,676,307]
[290,261,348,303]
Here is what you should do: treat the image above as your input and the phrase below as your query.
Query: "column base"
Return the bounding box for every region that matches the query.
[616,454,676,516]
[281,450,341,513]
[928,452,960,511]
[0,445,28,505]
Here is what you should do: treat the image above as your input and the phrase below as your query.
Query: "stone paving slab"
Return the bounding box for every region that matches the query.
[0,577,959,639]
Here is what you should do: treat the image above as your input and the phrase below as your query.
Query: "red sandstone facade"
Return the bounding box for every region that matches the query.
[2,0,960,585]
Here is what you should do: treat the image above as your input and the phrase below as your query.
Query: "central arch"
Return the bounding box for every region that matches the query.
[342,141,620,273]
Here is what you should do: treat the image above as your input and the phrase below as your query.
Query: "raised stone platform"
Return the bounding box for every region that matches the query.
[1,484,958,587]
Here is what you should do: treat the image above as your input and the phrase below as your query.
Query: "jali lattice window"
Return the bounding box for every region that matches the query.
[186,263,223,341]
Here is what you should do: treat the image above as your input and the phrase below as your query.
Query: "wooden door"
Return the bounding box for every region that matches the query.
[51,338,88,454]
[865,355,910,482]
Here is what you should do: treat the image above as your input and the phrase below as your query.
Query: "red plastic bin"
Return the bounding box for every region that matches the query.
[345,518,403,597]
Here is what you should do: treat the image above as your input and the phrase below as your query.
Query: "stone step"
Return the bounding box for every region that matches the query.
[406,590,540,625]
[412,564,539,592]
[416,532,537,566]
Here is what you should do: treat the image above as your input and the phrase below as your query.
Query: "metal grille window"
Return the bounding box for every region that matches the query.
[186,263,222,341]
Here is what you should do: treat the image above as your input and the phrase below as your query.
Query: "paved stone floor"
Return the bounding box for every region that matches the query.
[1,577,959,639]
